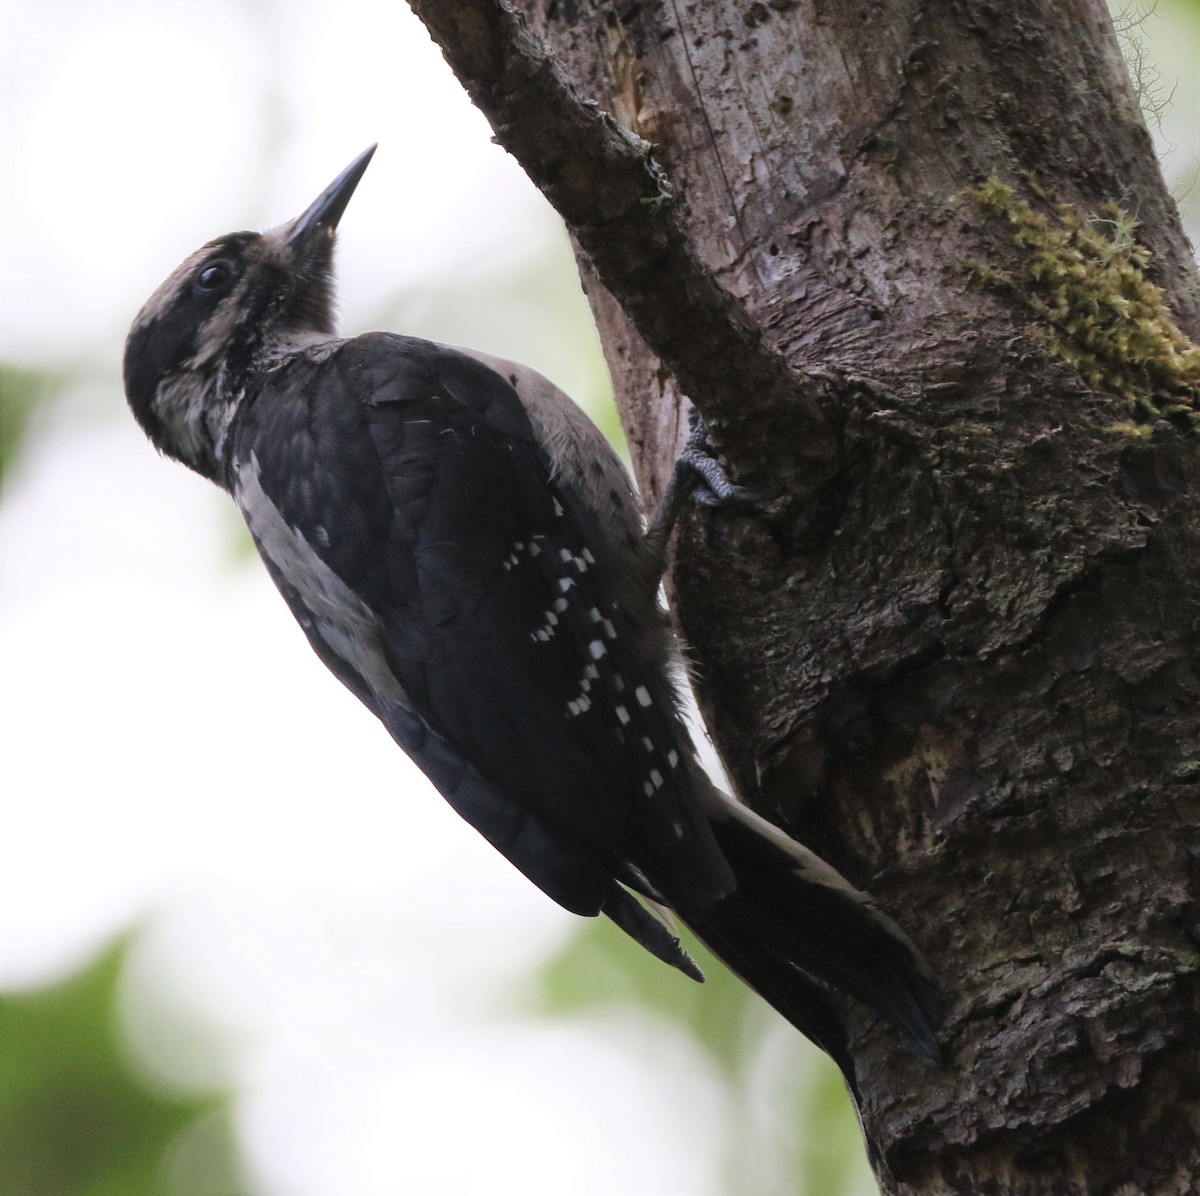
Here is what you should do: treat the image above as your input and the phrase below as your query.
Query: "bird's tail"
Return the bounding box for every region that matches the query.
[680,795,943,1082]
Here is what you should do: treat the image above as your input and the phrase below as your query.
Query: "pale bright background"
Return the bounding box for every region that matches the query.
[1,1,1197,1194]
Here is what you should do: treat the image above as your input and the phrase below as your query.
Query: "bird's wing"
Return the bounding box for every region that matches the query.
[233,333,730,914]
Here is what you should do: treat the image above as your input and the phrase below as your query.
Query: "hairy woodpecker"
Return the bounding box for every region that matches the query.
[124,146,941,1087]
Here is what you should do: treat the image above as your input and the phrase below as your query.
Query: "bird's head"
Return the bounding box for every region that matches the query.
[123,144,376,483]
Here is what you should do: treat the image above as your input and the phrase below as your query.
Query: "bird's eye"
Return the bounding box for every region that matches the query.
[194,260,237,294]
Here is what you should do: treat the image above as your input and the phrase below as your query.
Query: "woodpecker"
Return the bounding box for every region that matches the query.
[124,145,941,1088]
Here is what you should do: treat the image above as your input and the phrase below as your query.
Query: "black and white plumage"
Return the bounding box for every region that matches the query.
[124,146,941,1089]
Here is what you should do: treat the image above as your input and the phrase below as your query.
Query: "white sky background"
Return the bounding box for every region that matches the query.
[1,1,1198,1194]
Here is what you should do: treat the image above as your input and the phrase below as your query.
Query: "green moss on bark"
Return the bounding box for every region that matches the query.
[966,177,1200,422]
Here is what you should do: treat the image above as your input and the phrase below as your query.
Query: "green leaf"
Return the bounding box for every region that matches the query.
[0,933,252,1196]
[0,362,53,489]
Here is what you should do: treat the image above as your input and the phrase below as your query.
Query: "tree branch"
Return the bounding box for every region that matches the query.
[409,0,837,476]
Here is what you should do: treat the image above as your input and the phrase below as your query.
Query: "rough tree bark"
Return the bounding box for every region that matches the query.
[407,1,1200,1192]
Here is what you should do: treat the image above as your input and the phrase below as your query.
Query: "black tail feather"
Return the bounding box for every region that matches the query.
[683,807,943,1070]
[687,906,862,1096]
[601,882,705,982]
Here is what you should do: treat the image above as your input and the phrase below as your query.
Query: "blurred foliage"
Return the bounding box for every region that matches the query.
[0,934,253,1196]
[530,917,879,1196]
[0,362,57,489]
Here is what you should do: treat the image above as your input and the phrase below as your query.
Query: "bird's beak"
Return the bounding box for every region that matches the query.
[285,144,377,250]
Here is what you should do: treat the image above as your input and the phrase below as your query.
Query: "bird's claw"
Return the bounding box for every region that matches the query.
[645,407,777,584]
[675,408,779,510]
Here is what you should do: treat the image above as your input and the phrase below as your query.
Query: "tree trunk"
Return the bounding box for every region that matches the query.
[408,1,1200,1191]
